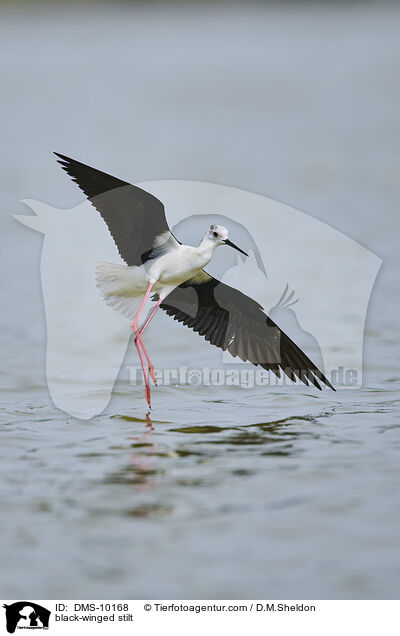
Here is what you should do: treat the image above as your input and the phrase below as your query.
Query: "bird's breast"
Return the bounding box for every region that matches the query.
[149,246,210,287]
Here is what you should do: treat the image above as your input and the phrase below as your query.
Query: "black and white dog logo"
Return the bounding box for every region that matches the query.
[3,602,50,633]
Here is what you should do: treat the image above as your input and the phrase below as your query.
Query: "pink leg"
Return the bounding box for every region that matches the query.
[136,338,156,386]
[131,282,154,333]
[135,298,162,386]
[134,336,151,408]
[140,298,162,336]
[131,283,154,407]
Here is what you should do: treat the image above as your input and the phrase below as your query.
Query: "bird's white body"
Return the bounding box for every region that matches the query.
[96,227,227,317]
[148,242,215,287]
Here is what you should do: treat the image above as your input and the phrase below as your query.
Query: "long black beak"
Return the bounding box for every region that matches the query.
[224,239,248,257]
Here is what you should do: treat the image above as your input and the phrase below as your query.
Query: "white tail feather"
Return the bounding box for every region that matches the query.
[96,262,146,320]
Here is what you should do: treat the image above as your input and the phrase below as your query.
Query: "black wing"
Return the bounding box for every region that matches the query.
[55,152,179,266]
[160,271,335,391]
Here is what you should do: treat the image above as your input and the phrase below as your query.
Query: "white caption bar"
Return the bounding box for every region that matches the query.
[1,599,398,635]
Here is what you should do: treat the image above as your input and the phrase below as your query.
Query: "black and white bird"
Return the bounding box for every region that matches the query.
[55,153,335,407]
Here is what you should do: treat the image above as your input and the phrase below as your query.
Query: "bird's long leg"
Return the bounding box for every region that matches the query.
[131,282,154,407]
[136,332,156,386]
[134,336,151,408]
[140,298,162,336]
[136,298,162,385]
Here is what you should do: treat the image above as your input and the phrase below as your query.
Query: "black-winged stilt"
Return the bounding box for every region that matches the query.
[55,153,335,407]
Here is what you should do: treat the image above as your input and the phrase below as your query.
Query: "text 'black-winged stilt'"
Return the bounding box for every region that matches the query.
[55,153,335,408]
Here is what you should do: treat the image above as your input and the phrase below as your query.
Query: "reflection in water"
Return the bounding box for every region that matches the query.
[124,504,173,518]
[171,414,331,453]
[107,412,160,491]
[104,412,332,501]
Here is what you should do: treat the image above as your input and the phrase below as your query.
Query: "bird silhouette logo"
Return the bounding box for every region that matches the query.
[3,602,50,634]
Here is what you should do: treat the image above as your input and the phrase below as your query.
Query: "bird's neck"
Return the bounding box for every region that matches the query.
[197,236,218,263]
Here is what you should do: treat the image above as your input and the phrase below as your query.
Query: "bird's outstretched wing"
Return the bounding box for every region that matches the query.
[160,271,335,391]
[55,153,179,266]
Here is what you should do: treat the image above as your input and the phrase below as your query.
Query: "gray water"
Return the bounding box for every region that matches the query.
[1,2,400,599]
